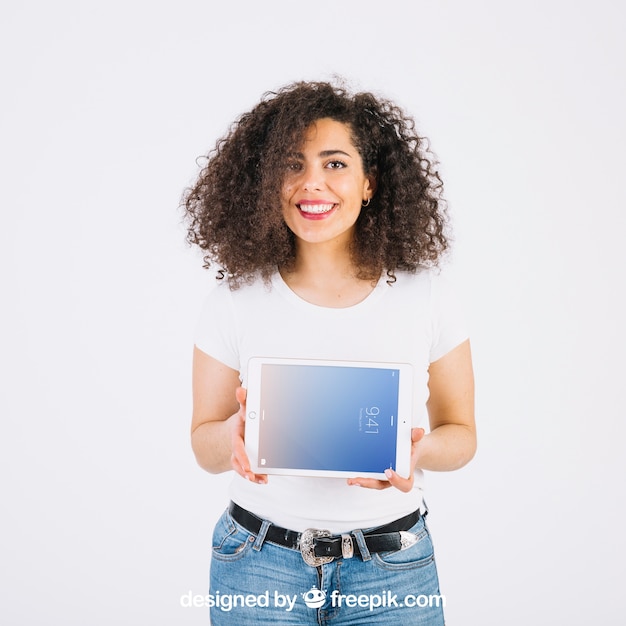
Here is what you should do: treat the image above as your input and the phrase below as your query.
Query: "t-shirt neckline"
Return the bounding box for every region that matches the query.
[271,271,389,314]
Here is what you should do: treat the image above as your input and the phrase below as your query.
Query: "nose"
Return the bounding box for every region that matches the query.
[300,164,325,192]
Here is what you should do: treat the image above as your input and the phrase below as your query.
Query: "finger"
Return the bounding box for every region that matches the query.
[230,451,267,484]
[235,386,247,407]
[231,440,251,474]
[230,438,250,475]
[230,451,251,479]
[384,468,413,493]
[346,477,391,490]
[230,427,268,484]
[412,427,426,443]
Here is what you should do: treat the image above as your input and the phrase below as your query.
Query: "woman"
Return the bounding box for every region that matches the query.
[184,80,475,625]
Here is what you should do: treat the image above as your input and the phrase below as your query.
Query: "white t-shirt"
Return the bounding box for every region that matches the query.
[195,269,468,533]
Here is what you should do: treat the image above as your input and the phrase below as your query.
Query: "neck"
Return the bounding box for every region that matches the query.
[291,238,356,280]
[280,240,378,308]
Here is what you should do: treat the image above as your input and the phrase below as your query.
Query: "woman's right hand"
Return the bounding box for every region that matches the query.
[229,387,268,484]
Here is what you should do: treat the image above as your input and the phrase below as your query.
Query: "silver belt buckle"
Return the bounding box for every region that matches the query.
[299,528,334,567]
[341,534,354,559]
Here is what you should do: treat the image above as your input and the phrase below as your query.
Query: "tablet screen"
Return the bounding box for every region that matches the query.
[256,362,400,473]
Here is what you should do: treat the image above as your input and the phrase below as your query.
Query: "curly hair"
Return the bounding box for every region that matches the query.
[183,80,449,286]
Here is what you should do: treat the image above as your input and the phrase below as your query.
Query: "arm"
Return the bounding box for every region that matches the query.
[415,338,476,471]
[190,346,267,482]
[348,339,476,490]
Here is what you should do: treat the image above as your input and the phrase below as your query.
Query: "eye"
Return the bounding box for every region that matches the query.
[285,161,303,172]
[326,160,347,170]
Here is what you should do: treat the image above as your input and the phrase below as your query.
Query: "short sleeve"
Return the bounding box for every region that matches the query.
[429,271,470,362]
[194,282,241,371]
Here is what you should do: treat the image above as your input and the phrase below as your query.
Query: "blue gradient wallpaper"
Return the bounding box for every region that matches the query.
[258,364,400,473]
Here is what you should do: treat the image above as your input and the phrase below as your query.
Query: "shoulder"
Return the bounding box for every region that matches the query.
[386,267,436,296]
[393,266,457,294]
[201,273,272,305]
[388,268,463,323]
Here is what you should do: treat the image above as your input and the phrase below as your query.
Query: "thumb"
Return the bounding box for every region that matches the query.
[412,427,426,443]
[235,386,247,406]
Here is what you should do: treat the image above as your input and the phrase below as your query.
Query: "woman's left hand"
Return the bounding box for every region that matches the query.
[346,427,425,492]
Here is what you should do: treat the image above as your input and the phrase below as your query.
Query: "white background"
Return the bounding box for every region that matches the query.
[2,1,624,624]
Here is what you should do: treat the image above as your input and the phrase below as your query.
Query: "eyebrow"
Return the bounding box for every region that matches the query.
[289,149,353,159]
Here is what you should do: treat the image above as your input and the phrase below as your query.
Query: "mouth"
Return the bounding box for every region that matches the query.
[296,203,337,217]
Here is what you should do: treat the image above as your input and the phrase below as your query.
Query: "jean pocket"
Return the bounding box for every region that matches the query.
[212,510,255,562]
[372,519,435,571]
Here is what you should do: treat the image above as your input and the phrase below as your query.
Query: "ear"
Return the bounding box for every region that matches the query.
[363,169,377,201]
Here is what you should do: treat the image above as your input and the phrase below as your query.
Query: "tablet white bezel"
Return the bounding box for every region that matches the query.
[245,356,413,480]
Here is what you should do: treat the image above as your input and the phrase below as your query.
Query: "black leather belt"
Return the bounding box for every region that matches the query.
[228,501,421,567]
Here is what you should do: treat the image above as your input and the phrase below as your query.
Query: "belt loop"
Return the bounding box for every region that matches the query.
[253,519,271,552]
[352,529,371,561]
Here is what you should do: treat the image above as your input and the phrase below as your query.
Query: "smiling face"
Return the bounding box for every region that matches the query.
[281,118,375,251]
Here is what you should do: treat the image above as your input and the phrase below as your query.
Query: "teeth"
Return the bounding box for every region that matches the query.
[299,203,334,214]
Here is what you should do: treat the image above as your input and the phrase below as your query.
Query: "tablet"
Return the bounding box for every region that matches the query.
[245,357,413,479]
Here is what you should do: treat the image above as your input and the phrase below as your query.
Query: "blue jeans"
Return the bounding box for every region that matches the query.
[208,506,445,625]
